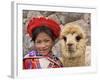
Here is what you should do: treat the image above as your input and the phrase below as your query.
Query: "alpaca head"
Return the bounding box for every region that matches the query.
[60,23,87,59]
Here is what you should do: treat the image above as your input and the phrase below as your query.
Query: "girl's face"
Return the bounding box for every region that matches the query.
[34,32,54,56]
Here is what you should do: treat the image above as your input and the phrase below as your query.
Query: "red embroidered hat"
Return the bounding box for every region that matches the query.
[27,17,61,39]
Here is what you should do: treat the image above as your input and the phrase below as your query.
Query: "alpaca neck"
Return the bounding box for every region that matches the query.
[62,55,85,67]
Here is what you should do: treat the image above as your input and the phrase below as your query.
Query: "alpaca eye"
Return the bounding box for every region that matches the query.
[63,36,67,41]
[76,35,81,42]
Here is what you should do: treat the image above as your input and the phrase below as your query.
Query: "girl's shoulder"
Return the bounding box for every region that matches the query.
[24,50,42,59]
[24,50,37,58]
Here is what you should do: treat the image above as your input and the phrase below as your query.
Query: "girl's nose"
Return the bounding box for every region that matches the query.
[40,42,46,48]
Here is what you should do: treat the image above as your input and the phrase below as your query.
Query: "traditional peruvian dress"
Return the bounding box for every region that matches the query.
[23,50,63,69]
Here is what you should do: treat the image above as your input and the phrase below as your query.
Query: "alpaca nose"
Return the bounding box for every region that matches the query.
[67,43,73,47]
[67,43,74,52]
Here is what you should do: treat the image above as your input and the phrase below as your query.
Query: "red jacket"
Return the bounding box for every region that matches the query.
[23,50,63,69]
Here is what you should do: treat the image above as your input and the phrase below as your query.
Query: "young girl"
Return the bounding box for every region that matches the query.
[23,17,63,69]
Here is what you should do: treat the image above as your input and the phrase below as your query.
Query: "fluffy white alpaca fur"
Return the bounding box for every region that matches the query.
[60,23,87,67]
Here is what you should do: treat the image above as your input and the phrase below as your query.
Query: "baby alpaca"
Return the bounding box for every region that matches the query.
[60,23,87,67]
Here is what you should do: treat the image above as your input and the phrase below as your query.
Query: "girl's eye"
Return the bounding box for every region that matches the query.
[44,40,50,42]
[35,40,41,44]
[76,35,81,42]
